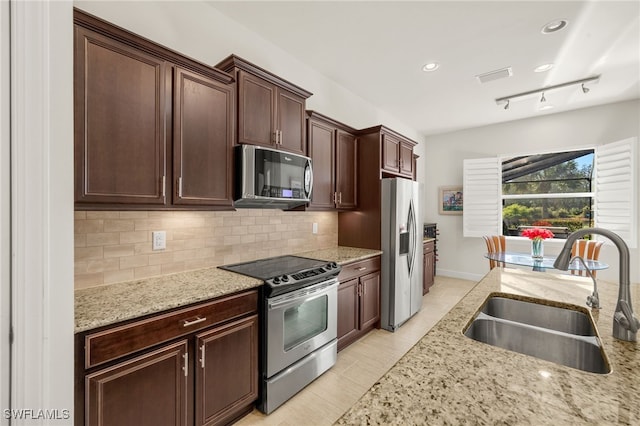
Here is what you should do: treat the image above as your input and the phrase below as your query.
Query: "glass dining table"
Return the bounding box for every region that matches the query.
[485,251,609,272]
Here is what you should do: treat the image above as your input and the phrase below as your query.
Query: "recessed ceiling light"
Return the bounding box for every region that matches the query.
[539,104,555,111]
[541,19,568,34]
[534,63,554,73]
[422,62,440,72]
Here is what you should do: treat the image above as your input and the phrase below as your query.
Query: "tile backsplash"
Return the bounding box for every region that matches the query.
[75,209,338,289]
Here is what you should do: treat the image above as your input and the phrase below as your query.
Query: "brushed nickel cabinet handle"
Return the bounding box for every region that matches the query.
[356,266,367,271]
[177,177,183,197]
[183,352,188,377]
[200,344,205,369]
[182,317,207,327]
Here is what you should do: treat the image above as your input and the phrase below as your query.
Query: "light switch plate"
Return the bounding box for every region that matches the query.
[152,231,166,251]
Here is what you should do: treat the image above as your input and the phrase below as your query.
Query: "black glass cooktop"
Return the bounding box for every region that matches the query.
[219,255,340,297]
[218,255,329,280]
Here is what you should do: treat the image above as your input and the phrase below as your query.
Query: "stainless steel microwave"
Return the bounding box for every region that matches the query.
[234,145,313,209]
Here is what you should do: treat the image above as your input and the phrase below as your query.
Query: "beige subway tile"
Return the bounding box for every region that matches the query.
[74,272,104,289]
[223,235,242,246]
[223,216,242,227]
[81,258,120,274]
[268,232,282,241]
[104,269,134,285]
[120,254,149,269]
[184,258,215,271]
[74,211,87,220]
[172,229,197,240]
[86,211,120,220]
[268,216,282,225]
[86,232,120,247]
[103,244,135,258]
[134,241,155,255]
[148,251,174,266]
[75,234,86,248]
[275,224,289,232]
[196,247,216,259]
[231,226,248,236]
[134,218,164,231]
[241,234,256,244]
[183,238,205,250]
[75,246,104,261]
[173,249,200,262]
[161,262,186,275]
[255,233,269,243]
[75,219,103,234]
[134,265,162,280]
[103,219,135,232]
[119,211,149,219]
[119,230,148,244]
[240,216,256,226]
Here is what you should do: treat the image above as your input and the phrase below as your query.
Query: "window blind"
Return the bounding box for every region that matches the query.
[463,157,501,237]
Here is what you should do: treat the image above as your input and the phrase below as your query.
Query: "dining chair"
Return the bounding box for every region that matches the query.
[483,235,506,270]
[571,239,604,277]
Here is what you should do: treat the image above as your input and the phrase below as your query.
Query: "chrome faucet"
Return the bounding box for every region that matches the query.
[554,227,639,342]
[571,255,601,309]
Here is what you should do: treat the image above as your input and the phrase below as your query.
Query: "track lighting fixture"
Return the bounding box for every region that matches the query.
[495,75,600,110]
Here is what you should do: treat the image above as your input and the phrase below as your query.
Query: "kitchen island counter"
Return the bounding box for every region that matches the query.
[75,246,381,333]
[336,267,640,425]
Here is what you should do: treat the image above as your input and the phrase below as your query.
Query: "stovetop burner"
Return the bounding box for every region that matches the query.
[219,255,341,297]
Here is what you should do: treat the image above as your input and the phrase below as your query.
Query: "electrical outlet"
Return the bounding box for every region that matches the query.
[312,223,318,234]
[152,231,166,251]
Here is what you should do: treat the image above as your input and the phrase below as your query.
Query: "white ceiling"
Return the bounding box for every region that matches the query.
[208,1,640,136]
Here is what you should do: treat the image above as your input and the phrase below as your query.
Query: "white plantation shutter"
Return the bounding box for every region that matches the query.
[595,137,638,248]
[463,157,501,237]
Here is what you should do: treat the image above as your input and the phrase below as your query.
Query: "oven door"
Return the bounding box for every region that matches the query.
[265,279,338,378]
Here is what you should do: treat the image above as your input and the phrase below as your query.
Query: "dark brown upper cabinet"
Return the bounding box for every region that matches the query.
[360,125,417,180]
[74,9,235,210]
[306,111,357,210]
[74,24,169,206]
[216,55,312,156]
[172,67,234,207]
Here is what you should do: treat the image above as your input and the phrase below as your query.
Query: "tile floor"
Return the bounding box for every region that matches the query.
[235,276,477,426]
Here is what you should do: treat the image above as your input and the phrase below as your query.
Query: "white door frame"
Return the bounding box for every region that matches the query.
[8,0,74,424]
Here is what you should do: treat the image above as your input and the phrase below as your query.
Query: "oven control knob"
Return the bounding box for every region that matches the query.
[273,277,281,285]
[281,275,289,282]
[325,263,333,270]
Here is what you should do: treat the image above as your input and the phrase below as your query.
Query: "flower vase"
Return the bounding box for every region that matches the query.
[531,239,544,259]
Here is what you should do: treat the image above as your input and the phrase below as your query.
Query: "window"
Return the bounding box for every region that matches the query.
[463,137,637,249]
[502,150,594,239]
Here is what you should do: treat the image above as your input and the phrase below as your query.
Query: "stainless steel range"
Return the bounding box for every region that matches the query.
[219,255,341,414]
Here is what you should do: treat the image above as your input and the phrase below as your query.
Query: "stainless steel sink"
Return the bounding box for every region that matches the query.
[463,294,611,374]
[480,295,597,336]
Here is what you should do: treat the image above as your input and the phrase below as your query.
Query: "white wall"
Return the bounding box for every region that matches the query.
[10,0,74,424]
[424,99,640,284]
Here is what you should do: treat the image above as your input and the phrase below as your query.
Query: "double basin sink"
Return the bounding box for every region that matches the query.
[463,293,610,374]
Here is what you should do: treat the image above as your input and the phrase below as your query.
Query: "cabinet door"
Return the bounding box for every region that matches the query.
[359,272,381,331]
[337,278,359,350]
[74,26,167,205]
[237,70,276,147]
[195,315,258,426]
[307,119,336,209]
[335,131,357,209]
[85,340,188,426]
[277,88,307,155]
[399,141,414,177]
[381,134,400,173]
[173,67,234,206]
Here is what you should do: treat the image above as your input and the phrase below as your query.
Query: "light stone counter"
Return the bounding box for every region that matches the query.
[75,246,381,333]
[336,267,640,425]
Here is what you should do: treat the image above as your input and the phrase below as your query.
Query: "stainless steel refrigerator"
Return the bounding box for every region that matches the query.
[381,178,423,331]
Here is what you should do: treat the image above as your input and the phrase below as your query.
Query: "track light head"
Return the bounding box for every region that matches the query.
[582,83,590,94]
[504,100,510,110]
[540,92,546,102]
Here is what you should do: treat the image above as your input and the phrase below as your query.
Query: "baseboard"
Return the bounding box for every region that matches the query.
[436,269,485,282]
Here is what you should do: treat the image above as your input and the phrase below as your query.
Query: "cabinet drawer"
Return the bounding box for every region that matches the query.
[84,290,258,369]
[338,256,381,282]
[423,241,435,253]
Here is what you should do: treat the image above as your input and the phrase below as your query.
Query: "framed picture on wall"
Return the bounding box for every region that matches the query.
[439,186,463,215]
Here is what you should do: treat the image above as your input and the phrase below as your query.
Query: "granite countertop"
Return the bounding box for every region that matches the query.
[337,267,640,425]
[75,246,381,333]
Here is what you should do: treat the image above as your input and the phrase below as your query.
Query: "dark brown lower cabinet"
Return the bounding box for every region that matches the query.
[76,290,258,426]
[423,240,435,294]
[195,316,258,426]
[337,256,381,351]
[85,341,189,426]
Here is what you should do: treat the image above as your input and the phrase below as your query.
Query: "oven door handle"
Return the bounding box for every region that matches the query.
[268,280,338,311]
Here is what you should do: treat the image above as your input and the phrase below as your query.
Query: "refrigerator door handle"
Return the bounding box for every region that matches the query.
[407,199,416,277]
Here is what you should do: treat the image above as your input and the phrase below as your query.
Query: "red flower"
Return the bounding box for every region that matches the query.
[521,228,554,240]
